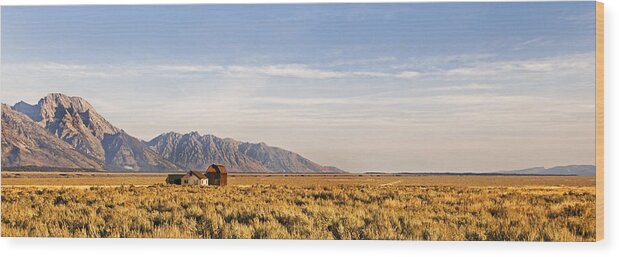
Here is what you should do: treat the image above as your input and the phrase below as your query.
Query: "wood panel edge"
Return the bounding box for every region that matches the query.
[595,1,604,242]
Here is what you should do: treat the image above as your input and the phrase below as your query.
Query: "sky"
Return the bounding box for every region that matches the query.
[1,2,597,172]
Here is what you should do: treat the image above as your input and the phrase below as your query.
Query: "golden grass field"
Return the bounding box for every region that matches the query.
[1,172,596,241]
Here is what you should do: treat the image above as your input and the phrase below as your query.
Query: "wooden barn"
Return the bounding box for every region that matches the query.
[205,164,227,186]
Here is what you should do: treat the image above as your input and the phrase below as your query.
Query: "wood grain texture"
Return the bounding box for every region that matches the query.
[596,1,604,242]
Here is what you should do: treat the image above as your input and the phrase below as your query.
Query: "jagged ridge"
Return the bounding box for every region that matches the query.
[147,131,343,172]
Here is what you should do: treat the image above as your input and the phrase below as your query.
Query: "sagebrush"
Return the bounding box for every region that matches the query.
[1,184,595,240]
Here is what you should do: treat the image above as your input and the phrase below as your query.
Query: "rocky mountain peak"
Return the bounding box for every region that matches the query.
[2,103,104,169]
[12,93,119,161]
[40,93,95,112]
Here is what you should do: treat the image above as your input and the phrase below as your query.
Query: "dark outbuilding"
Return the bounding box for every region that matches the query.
[166,174,184,185]
[205,164,228,186]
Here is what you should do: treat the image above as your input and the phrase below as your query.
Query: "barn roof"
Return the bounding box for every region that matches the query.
[206,164,227,174]
[186,170,207,179]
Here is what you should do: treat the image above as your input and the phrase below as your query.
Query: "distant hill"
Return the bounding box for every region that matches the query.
[362,165,596,176]
[498,165,596,176]
[2,93,343,173]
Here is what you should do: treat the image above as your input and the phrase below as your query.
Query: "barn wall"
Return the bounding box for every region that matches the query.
[220,173,227,186]
[206,173,227,186]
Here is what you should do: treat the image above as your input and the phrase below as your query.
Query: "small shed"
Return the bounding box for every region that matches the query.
[205,164,227,186]
[166,174,184,185]
[181,171,208,186]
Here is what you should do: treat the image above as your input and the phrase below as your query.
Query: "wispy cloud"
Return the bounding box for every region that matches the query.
[156,65,225,73]
[396,71,420,79]
[326,56,399,67]
[158,64,406,79]
[442,53,594,77]
[429,83,495,91]
[2,52,592,83]
[3,62,111,78]
[3,62,425,80]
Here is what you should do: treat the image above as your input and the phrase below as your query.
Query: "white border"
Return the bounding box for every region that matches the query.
[0,1,616,257]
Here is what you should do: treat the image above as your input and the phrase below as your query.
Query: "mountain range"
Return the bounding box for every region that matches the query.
[1,93,343,173]
[362,165,596,176]
[497,165,596,176]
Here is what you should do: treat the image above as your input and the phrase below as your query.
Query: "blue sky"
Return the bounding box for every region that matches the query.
[1,2,596,172]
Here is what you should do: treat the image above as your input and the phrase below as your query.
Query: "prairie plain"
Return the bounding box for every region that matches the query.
[1,172,595,187]
[1,172,596,241]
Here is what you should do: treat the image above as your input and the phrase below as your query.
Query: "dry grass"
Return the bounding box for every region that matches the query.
[1,183,596,241]
[2,172,595,187]
[2,172,165,186]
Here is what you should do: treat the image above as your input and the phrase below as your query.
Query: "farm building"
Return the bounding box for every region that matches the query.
[165,165,227,186]
[165,174,184,185]
[206,164,228,186]
[166,171,208,186]
[181,170,208,186]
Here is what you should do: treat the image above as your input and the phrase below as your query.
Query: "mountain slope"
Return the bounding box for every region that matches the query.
[499,165,595,176]
[1,104,103,169]
[147,131,343,172]
[237,142,328,172]
[102,131,180,171]
[11,93,178,171]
